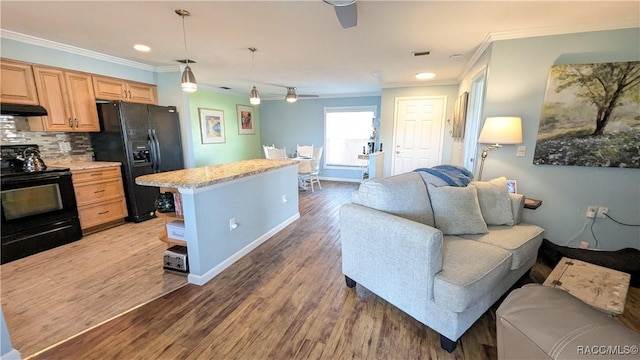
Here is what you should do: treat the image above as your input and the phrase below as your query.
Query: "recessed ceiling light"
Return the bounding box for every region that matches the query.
[416,72,436,80]
[134,44,151,52]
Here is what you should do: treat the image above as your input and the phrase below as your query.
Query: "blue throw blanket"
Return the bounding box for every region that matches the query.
[413,165,474,187]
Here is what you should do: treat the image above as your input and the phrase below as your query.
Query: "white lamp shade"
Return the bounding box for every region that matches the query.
[478,116,522,145]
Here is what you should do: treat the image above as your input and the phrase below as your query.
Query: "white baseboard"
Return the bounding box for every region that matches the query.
[188,212,300,286]
[319,176,362,183]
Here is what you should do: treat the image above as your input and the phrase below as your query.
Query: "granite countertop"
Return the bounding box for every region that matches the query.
[135,159,298,189]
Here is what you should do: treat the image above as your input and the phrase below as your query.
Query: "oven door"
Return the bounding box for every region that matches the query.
[1,171,82,263]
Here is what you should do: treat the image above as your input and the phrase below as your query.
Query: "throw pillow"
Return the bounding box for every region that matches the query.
[426,183,488,235]
[470,177,514,226]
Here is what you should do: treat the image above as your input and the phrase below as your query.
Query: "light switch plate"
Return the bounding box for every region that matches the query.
[516,146,526,157]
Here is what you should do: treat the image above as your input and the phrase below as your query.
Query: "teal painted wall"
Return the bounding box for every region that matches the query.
[259,96,381,181]
[187,87,262,167]
[469,28,640,250]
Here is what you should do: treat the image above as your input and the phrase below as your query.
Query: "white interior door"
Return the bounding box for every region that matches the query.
[392,97,446,175]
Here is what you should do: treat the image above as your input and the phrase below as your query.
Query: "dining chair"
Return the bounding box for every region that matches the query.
[296,144,314,158]
[308,146,323,190]
[265,146,287,160]
[297,158,316,192]
[262,144,275,158]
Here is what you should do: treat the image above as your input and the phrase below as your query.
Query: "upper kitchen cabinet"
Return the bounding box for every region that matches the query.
[30,66,100,132]
[93,75,158,105]
[1,59,39,105]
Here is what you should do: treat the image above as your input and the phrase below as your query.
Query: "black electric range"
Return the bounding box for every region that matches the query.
[0,144,82,264]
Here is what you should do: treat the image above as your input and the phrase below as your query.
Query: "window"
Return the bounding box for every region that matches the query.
[324,106,377,167]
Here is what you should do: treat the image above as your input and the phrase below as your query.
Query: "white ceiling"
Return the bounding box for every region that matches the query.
[1,1,638,100]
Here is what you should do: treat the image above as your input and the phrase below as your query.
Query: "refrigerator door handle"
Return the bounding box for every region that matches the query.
[147,129,158,170]
[151,128,162,172]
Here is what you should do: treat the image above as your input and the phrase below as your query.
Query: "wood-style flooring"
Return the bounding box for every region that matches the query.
[1,217,188,358]
[4,181,639,359]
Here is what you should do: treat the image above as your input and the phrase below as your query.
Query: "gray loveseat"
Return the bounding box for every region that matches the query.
[339,171,544,352]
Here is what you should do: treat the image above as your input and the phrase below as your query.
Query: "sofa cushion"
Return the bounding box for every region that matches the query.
[427,183,488,235]
[434,237,512,312]
[470,177,514,226]
[459,224,544,270]
[351,172,435,227]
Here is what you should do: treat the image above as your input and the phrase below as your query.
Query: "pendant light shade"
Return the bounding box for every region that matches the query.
[285,87,298,103]
[181,63,197,93]
[250,86,261,105]
[176,9,197,92]
[248,48,260,105]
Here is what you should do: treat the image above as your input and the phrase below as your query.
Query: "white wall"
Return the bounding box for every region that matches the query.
[465,28,640,250]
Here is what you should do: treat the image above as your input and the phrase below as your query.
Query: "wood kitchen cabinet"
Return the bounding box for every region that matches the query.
[30,66,100,132]
[1,59,39,105]
[72,166,128,234]
[92,75,158,104]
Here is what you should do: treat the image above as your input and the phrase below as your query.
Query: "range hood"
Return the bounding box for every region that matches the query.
[1,103,48,117]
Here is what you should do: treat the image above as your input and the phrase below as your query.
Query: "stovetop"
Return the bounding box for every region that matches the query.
[0,144,70,178]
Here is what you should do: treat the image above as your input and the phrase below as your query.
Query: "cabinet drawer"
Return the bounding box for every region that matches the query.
[72,167,120,183]
[74,178,124,206]
[78,198,127,229]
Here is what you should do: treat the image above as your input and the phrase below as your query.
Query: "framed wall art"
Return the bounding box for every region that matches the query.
[199,108,225,144]
[452,91,469,139]
[237,105,255,135]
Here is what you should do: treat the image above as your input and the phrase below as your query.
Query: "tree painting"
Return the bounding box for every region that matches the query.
[534,61,640,168]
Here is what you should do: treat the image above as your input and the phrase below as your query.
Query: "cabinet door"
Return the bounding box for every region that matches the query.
[127,82,157,104]
[32,66,73,131]
[65,72,100,132]
[93,75,126,101]
[1,59,39,105]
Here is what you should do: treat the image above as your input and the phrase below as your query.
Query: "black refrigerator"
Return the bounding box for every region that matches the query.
[91,101,184,222]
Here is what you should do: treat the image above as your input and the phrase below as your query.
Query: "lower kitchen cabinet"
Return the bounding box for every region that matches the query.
[72,165,128,234]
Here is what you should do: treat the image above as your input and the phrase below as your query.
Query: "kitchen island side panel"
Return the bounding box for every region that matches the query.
[180,165,299,284]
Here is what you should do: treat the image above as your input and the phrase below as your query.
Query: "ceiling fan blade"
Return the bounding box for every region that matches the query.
[334,2,357,29]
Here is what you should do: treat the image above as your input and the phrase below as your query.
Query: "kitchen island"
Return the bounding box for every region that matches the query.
[136,159,300,285]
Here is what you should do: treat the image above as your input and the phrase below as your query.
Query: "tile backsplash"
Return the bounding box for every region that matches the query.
[0,116,94,160]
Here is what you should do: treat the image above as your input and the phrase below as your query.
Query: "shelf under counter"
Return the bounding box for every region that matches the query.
[156,211,186,247]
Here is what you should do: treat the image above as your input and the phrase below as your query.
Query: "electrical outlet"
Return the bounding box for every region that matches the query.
[579,241,589,249]
[229,218,238,231]
[281,195,288,204]
[516,146,526,157]
[597,207,609,218]
[585,206,597,218]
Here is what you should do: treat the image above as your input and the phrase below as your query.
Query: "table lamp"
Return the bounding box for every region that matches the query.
[477,116,523,180]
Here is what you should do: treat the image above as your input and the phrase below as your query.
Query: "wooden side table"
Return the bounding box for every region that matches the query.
[524,197,542,209]
[543,257,631,315]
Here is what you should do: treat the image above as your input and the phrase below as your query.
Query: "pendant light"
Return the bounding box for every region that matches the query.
[176,9,197,93]
[285,87,298,103]
[248,47,260,105]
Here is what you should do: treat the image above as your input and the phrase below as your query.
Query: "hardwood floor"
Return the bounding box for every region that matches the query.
[8,181,638,360]
[1,217,188,358]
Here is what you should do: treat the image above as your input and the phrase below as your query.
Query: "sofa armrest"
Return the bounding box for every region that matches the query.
[509,193,525,225]
[340,203,443,317]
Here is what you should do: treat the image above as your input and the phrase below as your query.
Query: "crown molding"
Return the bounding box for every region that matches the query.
[1,30,155,72]
[457,20,639,82]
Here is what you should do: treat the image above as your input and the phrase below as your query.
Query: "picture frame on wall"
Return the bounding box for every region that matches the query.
[199,108,225,144]
[236,105,255,135]
[452,91,469,139]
